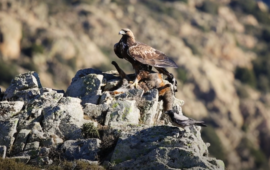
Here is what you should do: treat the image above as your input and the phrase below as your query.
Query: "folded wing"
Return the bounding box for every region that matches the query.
[128,43,178,68]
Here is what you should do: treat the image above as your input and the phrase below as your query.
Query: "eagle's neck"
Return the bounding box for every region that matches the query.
[127,36,135,46]
[121,35,135,46]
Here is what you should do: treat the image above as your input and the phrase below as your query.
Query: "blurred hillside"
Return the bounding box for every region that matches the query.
[1,0,270,169]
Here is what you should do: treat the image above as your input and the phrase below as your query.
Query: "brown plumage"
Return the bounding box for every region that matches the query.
[128,42,178,68]
[114,28,178,91]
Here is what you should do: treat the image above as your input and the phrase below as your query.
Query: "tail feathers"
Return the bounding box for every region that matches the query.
[176,119,207,128]
[194,121,207,127]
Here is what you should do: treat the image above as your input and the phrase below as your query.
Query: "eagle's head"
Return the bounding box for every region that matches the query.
[119,28,134,38]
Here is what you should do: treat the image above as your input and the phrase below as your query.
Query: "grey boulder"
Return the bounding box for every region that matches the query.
[0,101,24,120]
[61,139,101,160]
[4,72,42,100]
[0,118,19,154]
[42,97,95,140]
[105,100,140,127]
[111,126,224,170]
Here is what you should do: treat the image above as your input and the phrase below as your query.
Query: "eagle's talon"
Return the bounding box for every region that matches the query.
[129,81,139,89]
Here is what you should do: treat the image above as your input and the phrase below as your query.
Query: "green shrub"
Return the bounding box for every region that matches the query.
[245,24,262,37]
[197,0,220,15]
[230,0,257,13]
[46,161,73,170]
[63,0,97,5]
[81,123,100,138]
[75,161,105,170]
[22,44,44,57]
[183,38,202,56]
[251,148,268,169]
[253,57,270,92]
[230,0,270,24]
[160,0,187,3]
[237,137,269,169]
[234,67,256,88]
[31,44,44,54]
[19,61,39,72]
[66,57,77,71]
[257,75,269,92]
[201,126,227,164]
[262,27,270,43]
[236,85,249,99]
[0,60,19,86]
[99,128,120,162]
[254,11,270,25]
[177,68,187,83]
[142,0,177,17]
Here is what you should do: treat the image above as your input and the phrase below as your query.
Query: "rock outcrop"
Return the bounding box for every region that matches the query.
[0,70,224,170]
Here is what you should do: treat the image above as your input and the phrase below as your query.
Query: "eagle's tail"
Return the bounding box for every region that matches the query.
[193,121,207,127]
[180,119,207,128]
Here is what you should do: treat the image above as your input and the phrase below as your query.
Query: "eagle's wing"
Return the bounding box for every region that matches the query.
[128,43,178,68]
[114,43,124,59]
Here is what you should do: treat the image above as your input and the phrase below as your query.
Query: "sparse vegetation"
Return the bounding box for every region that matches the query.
[235,67,256,88]
[177,68,188,83]
[236,137,269,170]
[230,0,270,24]
[19,60,39,72]
[253,57,270,92]
[64,0,97,5]
[99,128,120,163]
[81,123,100,138]
[0,149,105,170]
[236,85,249,99]
[201,126,227,164]
[261,27,270,43]
[245,24,262,37]
[0,158,39,170]
[161,0,187,3]
[183,38,202,56]
[0,59,19,87]
[142,0,183,19]
[75,161,105,170]
[66,57,77,71]
[197,0,220,15]
[47,160,105,170]
[21,44,44,57]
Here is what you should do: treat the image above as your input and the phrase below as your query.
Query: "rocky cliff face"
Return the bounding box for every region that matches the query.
[0,70,224,170]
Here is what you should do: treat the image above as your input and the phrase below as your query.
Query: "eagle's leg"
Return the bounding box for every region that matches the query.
[130,77,139,89]
[130,70,148,89]
[158,84,174,111]
[155,68,177,93]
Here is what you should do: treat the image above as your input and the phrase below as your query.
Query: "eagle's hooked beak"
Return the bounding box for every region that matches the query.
[119,30,126,35]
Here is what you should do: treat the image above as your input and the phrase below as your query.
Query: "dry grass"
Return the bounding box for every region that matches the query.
[0,158,39,170]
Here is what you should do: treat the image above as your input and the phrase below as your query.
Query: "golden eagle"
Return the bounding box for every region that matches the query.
[114,28,178,91]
